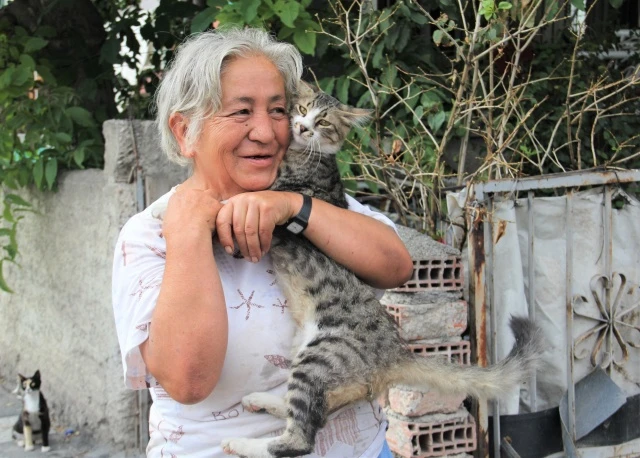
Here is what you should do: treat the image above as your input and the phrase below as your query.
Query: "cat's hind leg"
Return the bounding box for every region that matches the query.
[242,393,287,418]
[222,371,328,457]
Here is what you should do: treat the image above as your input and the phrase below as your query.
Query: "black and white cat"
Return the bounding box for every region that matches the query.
[12,370,51,452]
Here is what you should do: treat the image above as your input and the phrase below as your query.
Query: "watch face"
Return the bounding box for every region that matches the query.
[286,222,304,234]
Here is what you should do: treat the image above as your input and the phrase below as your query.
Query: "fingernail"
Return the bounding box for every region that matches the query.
[251,257,259,263]
[225,246,233,255]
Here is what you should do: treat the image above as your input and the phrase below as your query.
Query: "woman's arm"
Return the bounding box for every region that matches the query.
[302,196,413,289]
[140,188,228,404]
[216,191,414,289]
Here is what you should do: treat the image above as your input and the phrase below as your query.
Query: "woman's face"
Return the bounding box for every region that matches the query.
[187,54,290,199]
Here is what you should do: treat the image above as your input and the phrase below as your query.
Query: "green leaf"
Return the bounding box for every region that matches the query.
[414,106,424,126]
[35,65,56,85]
[33,159,44,189]
[433,30,444,46]
[73,148,85,167]
[191,8,218,33]
[45,159,58,190]
[293,29,316,55]
[570,0,585,10]
[0,261,14,294]
[411,12,428,25]
[2,205,14,223]
[19,54,36,70]
[242,0,261,23]
[372,44,385,69]
[54,132,72,144]
[278,27,295,40]
[23,37,48,53]
[4,194,31,208]
[66,107,94,127]
[100,37,120,64]
[382,65,397,87]
[0,67,15,89]
[336,77,350,104]
[498,2,512,10]
[428,110,446,133]
[274,0,300,28]
[11,65,31,86]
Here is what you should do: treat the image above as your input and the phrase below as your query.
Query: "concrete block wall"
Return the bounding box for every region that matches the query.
[383,226,476,458]
[0,120,188,452]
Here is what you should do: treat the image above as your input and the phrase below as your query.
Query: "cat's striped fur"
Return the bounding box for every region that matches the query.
[220,82,543,458]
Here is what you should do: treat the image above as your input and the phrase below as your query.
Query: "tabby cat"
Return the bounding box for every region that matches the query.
[220,82,543,457]
[12,370,51,452]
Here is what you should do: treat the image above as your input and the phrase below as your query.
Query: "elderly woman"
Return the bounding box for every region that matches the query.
[112,28,413,457]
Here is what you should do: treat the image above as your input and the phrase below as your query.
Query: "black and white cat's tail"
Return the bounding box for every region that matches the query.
[389,316,544,400]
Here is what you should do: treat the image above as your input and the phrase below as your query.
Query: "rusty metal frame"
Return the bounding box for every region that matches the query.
[466,168,640,457]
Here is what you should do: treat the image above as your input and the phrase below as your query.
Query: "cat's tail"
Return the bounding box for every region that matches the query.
[387,316,543,400]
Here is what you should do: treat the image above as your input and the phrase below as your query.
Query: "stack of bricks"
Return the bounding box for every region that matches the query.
[381,225,476,458]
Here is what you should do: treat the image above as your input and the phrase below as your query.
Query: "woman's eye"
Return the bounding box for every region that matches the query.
[317,120,331,127]
[235,109,250,115]
[298,105,307,116]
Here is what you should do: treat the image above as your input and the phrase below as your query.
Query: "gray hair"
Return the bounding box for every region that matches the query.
[154,27,304,165]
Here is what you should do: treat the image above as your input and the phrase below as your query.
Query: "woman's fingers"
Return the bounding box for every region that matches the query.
[216,192,283,262]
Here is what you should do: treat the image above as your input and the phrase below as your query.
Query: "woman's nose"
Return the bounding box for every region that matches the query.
[248,113,276,143]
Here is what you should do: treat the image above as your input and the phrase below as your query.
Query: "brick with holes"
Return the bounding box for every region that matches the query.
[386,408,477,458]
[388,339,471,416]
[382,292,468,341]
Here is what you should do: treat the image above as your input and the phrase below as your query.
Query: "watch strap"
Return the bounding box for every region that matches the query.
[285,194,312,234]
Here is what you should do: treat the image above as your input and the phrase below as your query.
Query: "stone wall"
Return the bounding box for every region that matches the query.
[0,120,188,451]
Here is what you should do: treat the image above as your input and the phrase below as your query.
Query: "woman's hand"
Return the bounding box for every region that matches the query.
[215,191,302,262]
[163,188,224,242]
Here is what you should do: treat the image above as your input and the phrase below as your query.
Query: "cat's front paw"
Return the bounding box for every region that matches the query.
[149,200,168,220]
[24,444,34,452]
[41,445,51,453]
[241,393,287,418]
[221,437,274,458]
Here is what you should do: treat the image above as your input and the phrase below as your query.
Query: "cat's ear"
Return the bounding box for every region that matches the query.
[340,107,373,127]
[32,370,40,381]
[297,80,316,97]
[18,374,26,382]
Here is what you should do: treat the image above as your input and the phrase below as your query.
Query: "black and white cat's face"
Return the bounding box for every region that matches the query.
[19,370,41,394]
[289,82,371,155]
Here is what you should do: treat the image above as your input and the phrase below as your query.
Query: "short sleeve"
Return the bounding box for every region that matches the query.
[112,212,166,389]
[345,194,399,298]
[345,194,398,233]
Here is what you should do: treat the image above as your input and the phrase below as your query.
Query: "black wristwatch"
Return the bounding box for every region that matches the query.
[285,194,312,235]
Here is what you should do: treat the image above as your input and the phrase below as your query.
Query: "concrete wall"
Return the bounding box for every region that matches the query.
[0,120,188,451]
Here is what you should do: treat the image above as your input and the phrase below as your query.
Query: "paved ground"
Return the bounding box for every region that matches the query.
[0,384,143,458]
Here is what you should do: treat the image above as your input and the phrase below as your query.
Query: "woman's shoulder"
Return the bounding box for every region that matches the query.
[119,187,176,239]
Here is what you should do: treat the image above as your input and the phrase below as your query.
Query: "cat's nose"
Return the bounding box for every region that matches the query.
[298,124,308,134]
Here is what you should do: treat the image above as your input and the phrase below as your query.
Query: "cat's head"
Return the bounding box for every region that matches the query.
[18,370,41,393]
[289,81,372,155]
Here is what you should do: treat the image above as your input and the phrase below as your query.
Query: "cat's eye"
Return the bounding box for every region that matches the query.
[298,105,307,115]
[317,120,331,127]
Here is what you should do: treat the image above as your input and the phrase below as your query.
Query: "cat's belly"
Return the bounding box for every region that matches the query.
[275,270,316,326]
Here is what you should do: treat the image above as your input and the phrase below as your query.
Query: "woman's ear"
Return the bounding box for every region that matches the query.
[169,113,194,158]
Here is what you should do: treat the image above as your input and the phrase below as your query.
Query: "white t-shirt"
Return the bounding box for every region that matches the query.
[112,189,393,457]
